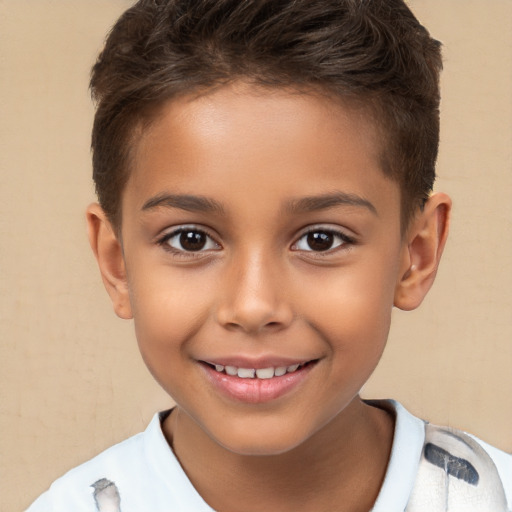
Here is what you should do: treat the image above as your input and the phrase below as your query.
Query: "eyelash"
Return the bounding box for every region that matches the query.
[291,227,356,254]
[157,226,221,257]
[156,226,355,257]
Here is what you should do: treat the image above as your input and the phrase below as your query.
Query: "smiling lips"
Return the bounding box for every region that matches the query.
[201,360,317,403]
[212,362,305,379]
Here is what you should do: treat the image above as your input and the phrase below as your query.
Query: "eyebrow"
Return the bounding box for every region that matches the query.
[285,192,377,215]
[141,191,377,216]
[142,193,225,214]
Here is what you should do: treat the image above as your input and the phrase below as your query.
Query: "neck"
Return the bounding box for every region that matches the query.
[164,397,394,512]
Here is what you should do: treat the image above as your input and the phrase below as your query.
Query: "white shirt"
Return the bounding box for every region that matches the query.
[26,400,511,511]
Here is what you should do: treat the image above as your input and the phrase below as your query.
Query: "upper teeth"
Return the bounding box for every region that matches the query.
[213,363,303,379]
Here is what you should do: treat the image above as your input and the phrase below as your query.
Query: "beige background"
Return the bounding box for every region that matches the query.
[1,1,511,510]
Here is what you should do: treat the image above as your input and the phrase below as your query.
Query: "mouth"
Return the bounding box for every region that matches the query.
[203,361,313,379]
[199,359,318,404]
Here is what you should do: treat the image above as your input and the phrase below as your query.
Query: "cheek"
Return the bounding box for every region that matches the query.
[299,261,398,353]
[127,268,212,358]
[129,282,207,399]
[305,275,394,401]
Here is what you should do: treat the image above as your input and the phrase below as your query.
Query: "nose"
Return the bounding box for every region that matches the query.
[215,250,294,334]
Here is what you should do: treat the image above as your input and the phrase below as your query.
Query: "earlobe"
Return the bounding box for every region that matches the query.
[394,193,451,311]
[86,203,133,320]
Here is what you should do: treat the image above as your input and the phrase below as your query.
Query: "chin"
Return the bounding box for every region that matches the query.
[208,417,315,457]
[221,437,303,457]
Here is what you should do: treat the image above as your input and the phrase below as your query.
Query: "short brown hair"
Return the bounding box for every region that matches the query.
[90,0,442,230]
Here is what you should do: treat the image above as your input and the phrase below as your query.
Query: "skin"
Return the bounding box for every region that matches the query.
[88,82,450,511]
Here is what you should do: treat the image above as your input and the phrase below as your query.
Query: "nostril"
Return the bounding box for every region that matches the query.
[221,319,287,334]
[224,321,243,332]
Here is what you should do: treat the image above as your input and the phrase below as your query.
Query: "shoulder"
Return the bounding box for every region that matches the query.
[469,433,512,488]
[393,402,512,512]
[408,421,511,511]
[370,400,511,512]
[26,410,214,512]
[26,427,148,511]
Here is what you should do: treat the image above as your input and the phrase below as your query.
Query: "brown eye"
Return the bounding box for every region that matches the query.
[292,228,353,253]
[180,231,207,251]
[306,232,334,251]
[162,227,220,253]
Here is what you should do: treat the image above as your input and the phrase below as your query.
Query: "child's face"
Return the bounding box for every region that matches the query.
[111,83,411,454]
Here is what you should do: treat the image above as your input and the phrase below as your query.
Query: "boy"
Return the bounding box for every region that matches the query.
[27,0,511,510]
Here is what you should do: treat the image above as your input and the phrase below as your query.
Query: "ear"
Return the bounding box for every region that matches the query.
[86,203,133,319]
[394,193,451,311]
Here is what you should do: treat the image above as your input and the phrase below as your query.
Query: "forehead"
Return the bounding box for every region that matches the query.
[136,84,380,160]
[124,82,399,222]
